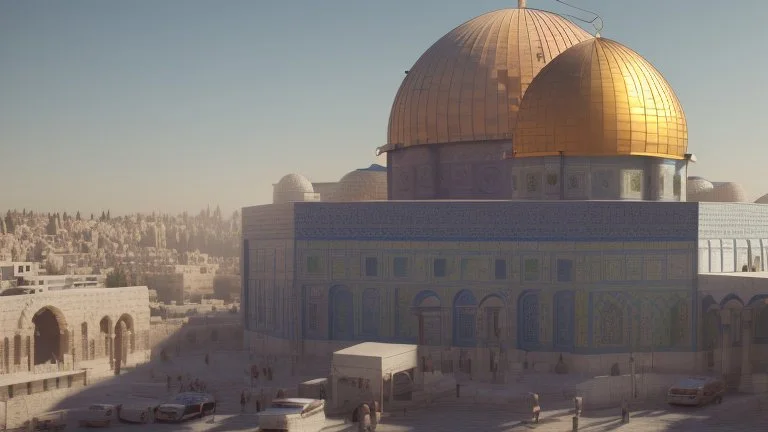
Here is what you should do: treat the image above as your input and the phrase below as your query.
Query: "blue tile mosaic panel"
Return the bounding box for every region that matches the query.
[294,201,699,242]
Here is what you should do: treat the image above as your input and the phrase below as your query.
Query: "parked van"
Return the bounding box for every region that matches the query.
[667,376,725,406]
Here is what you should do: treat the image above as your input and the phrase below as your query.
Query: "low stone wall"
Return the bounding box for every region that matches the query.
[149,318,243,359]
[571,373,688,408]
[0,372,87,429]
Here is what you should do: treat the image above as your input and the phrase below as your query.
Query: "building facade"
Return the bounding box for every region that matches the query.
[242,3,768,390]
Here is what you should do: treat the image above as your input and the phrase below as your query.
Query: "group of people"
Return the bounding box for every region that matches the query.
[239,387,288,413]
[166,374,209,393]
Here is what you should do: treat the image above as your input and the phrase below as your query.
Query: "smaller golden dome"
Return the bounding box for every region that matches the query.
[514,38,687,159]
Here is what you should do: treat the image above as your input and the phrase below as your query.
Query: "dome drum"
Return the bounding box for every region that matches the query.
[508,155,687,201]
[390,141,512,200]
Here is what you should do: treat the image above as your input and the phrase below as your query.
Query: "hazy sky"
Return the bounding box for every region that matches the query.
[1,0,766,215]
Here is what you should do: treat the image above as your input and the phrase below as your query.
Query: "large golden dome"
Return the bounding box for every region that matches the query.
[386,7,592,149]
[514,37,688,159]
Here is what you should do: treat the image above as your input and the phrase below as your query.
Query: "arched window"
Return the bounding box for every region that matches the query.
[518,293,540,350]
[601,303,624,346]
[452,290,477,348]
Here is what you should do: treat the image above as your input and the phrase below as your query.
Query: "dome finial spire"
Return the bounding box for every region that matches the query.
[519,0,527,8]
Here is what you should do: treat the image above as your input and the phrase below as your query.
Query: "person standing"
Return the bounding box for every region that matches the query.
[240,391,247,413]
[621,399,629,423]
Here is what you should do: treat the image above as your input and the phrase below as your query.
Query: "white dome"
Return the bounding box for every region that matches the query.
[689,182,748,203]
[687,177,714,195]
[330,165,387,202]
[755,193,768,204]
[273,173,315,204]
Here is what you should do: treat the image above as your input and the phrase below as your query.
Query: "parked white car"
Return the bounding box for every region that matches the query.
[79,404,121,427]
[118,399,159,424]
[258,398,326,432]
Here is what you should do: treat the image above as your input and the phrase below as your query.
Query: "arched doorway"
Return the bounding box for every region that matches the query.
[32,306,68,365]
[114,314,134,370]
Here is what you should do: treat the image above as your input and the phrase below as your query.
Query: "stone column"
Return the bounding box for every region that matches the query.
[719,310,732,380]
[739,309,754,393]
[109,335,115,369]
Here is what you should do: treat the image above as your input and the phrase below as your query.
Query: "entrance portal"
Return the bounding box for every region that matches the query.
[32,307,67,365]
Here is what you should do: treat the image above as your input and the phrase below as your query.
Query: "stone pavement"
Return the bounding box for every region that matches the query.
[45,350,767,431]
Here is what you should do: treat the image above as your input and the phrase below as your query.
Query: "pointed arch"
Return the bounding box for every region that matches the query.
[413,290,440,308]
[720,293,744,309]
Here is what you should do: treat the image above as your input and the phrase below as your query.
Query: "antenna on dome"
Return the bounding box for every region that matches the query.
[519,0,527,8]
[552,0,604,36]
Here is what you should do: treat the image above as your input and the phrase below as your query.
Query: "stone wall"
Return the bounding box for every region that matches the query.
[0,287,150,376]
[0,372,86,429]
[149,318,243,358]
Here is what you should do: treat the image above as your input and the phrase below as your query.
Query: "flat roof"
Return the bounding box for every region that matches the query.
[0,369,85,387]
[334,342,417,359]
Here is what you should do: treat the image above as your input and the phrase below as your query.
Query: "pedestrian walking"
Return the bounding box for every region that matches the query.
[531,393,541,424]
[240,391,247,413]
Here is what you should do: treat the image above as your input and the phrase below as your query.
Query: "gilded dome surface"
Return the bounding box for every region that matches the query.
[514,38,688,159]
[386,8,591,148]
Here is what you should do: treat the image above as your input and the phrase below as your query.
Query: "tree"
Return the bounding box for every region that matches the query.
[106,268,128,288]
[4,211,14,234]
[76,211,81,221]
[106,210,111,220]
[90,213,94,220]
[100,211,106,221]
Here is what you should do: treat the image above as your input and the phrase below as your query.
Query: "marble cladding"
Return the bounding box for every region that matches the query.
[698,203,768,239]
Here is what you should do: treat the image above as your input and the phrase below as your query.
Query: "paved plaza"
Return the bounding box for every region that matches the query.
[48,351,765,431]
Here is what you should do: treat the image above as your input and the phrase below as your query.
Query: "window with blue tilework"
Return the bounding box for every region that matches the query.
[393,257,408,278]
[434,258,447,278]
[365,257,378,277]
[557,259,573,282]
[494,259,507,280]
[308,303,318,331]
[306,256,322,274]
[523,258,540,282]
